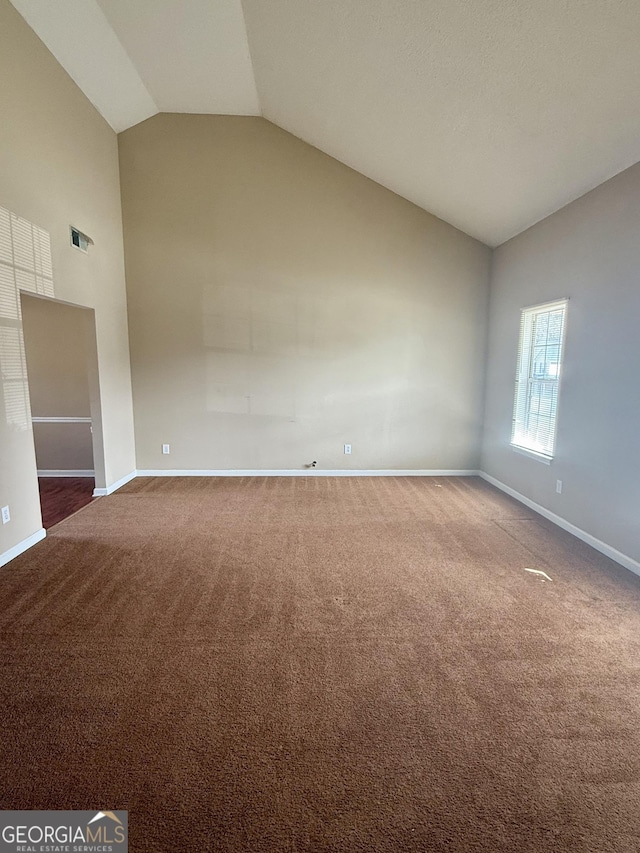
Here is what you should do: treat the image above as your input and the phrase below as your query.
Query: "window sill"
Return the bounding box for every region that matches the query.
[510,444,553,465]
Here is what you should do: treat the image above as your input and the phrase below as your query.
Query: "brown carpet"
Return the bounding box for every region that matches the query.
[38,476,95,528]
[2,476,640,852]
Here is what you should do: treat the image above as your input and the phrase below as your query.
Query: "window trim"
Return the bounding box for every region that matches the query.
[511,444,553,465]
[510,298,568,461]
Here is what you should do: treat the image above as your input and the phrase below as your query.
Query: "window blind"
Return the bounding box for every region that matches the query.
[511,299,567,458]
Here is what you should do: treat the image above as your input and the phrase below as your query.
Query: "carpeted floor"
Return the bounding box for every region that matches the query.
[1,476,640,852]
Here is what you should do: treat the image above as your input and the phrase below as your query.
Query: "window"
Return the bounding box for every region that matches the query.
[0,206,54,430]
[511,299,567,459]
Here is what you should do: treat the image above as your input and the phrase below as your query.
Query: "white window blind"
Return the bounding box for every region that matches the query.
[0,205,54,429]
[511,299,567,459]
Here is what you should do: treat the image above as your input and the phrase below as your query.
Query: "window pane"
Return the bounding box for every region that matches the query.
[534,313,549,343]
[511,301,567,457]
[547,310,563,342]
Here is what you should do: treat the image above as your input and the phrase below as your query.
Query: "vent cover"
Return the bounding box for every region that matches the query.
[70,226,93,253]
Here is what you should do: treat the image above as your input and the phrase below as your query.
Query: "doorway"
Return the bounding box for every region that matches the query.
[21,293,105,528]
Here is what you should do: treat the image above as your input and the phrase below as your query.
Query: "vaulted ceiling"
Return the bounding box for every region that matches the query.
[10,0,640,246]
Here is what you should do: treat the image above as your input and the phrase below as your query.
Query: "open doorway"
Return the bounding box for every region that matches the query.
[20,293,105,528]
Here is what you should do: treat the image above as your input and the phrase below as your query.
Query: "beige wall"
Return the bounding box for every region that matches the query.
[0,0,135,558]
[22,295,91,419]
[21,295,94,472]
[119,115,491,472]
[482,162,640,565]
[31,422,94,472]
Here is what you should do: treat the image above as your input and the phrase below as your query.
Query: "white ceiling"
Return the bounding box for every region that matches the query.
[9,0,640,246]
[97,0,259,115]
[9,0,157,132]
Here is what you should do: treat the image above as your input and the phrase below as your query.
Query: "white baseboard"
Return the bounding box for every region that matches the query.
[38,469,94,478]
[93,470,137,497]
[479,471,640,578]
[136,469,480,477]
[32,417,92,424]
[0,528,46,568]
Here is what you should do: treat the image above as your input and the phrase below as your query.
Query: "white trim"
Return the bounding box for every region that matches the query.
[510,445,552,465]
[511,298,568,461]
[38,469,94,478]
[92,470,137,497]
[0,528,46,568]
[135,469,480,478]
[32,416,92,424]
[521,297,569,313]
[479,472,640,578]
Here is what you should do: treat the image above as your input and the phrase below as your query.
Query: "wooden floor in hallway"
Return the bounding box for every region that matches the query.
[37,477,95,528]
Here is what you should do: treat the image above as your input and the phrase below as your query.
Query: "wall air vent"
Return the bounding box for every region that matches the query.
[70,226,93,253]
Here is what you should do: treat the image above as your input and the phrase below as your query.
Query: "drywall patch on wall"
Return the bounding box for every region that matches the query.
[202,278,415,423]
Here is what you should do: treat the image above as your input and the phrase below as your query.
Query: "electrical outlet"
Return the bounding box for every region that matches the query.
[162,444,170,455]
[556,479,562,494]
[1,505,10,524]
[344,444,352,455]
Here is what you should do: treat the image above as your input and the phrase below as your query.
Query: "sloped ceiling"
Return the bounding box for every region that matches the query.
[9,0,640,246]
